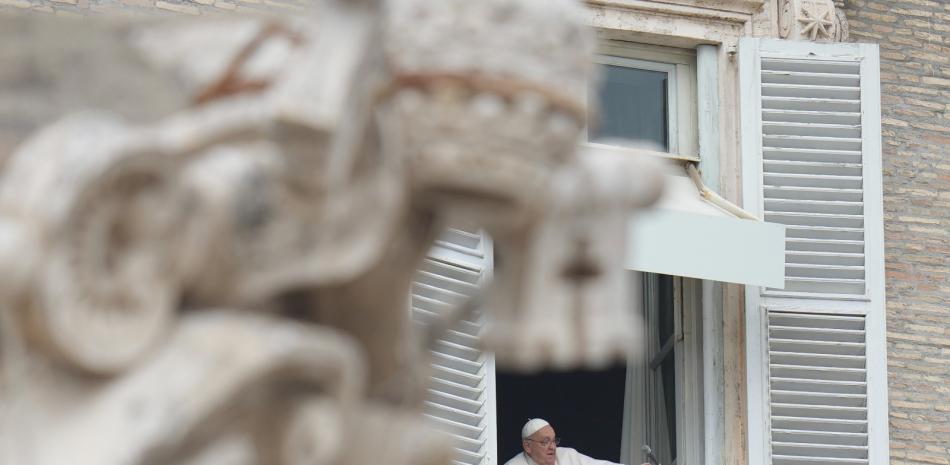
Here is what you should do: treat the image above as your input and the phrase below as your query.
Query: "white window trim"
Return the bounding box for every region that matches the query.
[593,40,699,160]
[479,234,498,465]
[597,40,704,465]
[678,277,705,465]
[622,273,705,465]
[594,55,679,154]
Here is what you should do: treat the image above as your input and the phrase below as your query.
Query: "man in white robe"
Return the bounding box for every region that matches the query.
[503,418,648,465]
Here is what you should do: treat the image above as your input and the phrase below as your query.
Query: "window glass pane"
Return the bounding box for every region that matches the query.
[657,274,675,344]
[654,274,677,463]
[661,358,677,461]
[590,64,668,151]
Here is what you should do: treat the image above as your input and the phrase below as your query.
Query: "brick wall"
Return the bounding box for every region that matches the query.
[837,1,950,464]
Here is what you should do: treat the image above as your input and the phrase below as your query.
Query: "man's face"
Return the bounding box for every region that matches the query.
[523,425,557,465]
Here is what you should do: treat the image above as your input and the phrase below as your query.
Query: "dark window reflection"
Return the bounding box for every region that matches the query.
[590,64,669,151]
[656,274,677,462]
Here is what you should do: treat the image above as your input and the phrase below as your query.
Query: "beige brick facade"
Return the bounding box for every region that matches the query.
[836,0,950,463]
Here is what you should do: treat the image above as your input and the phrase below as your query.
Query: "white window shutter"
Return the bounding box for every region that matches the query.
[740,39,888,465]
[412,227,497,465]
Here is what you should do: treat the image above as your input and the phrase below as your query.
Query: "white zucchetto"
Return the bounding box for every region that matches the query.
[521,418,550,439]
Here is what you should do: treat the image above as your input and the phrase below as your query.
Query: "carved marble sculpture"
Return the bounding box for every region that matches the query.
[0,1,664,464]
[778,0,849,42]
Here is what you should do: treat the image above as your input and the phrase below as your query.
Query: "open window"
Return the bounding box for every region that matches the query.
[589,40,698,160]
[622,272,705,465]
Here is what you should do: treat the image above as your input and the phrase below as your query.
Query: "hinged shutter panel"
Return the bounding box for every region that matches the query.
[412,228,497,465]
[759,56,866,297]
[740,39,888,465]
[767,311,870,464]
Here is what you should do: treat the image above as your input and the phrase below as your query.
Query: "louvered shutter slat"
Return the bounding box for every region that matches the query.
[770,403,867,421]
[431,351,483,375]
[412,301,482,336]
[437,229,482,250]
[411,228,495,465]
[425,400,486,428]
[764,135,862,152]
[421,259,482,284]
[413,281,467,304]
[763,172,863,188]
[786,238,863,254]
[762,84,861,101]
[433,339,482,362]
[769,352,866,369]
[785,264,864,280]
[770,367,866,383]
[772,456,868,465]
[762,110,861,126]
[781,279,866,296]
[431,327,481,349]
[769,198,865,213]
[764,161,863,177]
[772,430,868,447]
[771,378,867,395]
[417,270,480,294]
[785,252,863,266]
[784,226,863,242]
[412,293,455,313]
[770,390,867,408]
[763,125,862,140]
[424,414,486,440]
[771,416,868,434]
[431,377,482,401]
[768,338,865,355]
[761,70,861,87]
[765,186,863,202]
[760,58,860,74]
[772,442,869,459]
[769,325,864,342]
[763,97,862,113]
[429,389,486,414]
[764,148,863,164]
[768,213,862,229]
[432,363,483,389]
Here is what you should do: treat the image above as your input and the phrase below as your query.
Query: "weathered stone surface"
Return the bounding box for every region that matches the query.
[779,0,848,41]
[0,3,664,465]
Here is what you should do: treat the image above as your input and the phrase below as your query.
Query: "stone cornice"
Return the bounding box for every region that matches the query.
[586,0,767,22]
[586,0,754,49]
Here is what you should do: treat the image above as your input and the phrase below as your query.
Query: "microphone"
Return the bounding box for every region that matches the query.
[642,445,660,465]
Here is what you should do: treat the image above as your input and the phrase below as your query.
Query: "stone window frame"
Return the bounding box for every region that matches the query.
[585,2,770,465]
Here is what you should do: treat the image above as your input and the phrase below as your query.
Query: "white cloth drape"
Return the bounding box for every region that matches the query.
[503,448,624,465]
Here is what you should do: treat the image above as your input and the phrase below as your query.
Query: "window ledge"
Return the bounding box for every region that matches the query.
[581,142,701,164]
[586,0,766,18]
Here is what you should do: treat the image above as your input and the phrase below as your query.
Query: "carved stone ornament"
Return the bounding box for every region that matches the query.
[0,1,665,464]
[777,0,849,42]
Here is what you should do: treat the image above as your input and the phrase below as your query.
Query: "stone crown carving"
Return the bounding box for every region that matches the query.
[0,1,665,464]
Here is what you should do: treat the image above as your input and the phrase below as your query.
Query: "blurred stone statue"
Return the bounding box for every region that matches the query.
[0,1,664,464]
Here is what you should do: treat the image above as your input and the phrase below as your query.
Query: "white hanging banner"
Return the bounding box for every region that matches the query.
[625,168,786,288]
